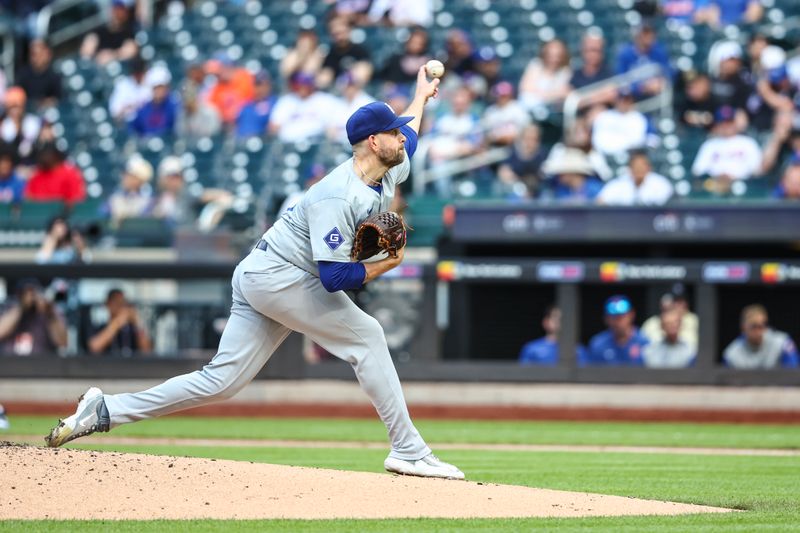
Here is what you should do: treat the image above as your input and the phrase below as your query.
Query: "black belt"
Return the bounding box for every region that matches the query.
[254,239,268,251]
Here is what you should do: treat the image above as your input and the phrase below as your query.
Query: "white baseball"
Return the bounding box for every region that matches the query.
[425,59,445,79]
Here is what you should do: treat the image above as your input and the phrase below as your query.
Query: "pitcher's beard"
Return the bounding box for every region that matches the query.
[378,146,405,168]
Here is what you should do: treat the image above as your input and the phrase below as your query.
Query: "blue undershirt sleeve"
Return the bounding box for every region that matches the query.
[400,124,418,159]
[318,261,366,292]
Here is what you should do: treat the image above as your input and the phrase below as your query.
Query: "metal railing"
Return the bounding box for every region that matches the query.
[36,0,106,48]
[562,63,674,135]
[411,142,510,196]
[36,0,158,48]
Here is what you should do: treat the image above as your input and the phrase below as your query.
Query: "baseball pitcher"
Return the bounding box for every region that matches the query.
[45,66,464,480]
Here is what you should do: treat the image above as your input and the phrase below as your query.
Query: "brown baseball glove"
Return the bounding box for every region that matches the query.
[350,211,407,261]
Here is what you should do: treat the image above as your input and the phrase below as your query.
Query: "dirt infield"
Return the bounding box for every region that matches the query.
[0,443,733,520]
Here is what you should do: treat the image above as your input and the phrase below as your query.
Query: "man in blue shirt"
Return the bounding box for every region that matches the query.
[130,66,178,137]
[519,306,560,365]
[519,306,588,365]
[616,23,672,98]
[236,70,277,138]
[583,295,648,366]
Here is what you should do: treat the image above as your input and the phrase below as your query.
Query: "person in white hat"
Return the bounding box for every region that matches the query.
[130,65,178,137]
[106,154,154,227]
[151,155,233,229]
[542,146,603,204]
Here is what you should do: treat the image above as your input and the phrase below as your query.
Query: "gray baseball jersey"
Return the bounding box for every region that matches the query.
[723,329,795,369]
[102,148,431,462]
[264,155,408,274]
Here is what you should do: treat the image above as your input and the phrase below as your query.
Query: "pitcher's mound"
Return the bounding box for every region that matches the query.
[0,443,732,520]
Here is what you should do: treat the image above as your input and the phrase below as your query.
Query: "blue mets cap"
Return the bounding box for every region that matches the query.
[346,102,413,145]
[605,295,632,315]
[714,105,736,123]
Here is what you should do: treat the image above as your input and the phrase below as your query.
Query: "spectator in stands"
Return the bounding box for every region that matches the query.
[615,22,671,97]
[0,145,23,205]
[151,156,233,228]
[366,0,433,26]
[177,76,221,140]
[35,215,90,264]
[541,147,604,204]
[0,279,67,356]
[518,305,584,365]
[597,149,673,206]
[773,158,800,200]
[88,288,152,357]
[0,87,41,164]
[497,124,548,198]
[570,30,613,92]
[691,105,762,192]
[280,29,326,81]
[151,156,193,225]
[724,304,798,369]
[544,118,613,180]
[109,56,150,123]
[129,66,178,138]
[427,86,482,167]
[590,88,651,157]
[749,46,795,133]
[318,17,372,89]
[442,29,476,77]
[376,26,431,87]
[519,39,572,116]
[105,155,153,228]
[709,41,751,125]
[235,71,277,139]
[641,291,699,351]
[642,309,696,368]
[676,71,715,130]
[16,39,61,110]
[472,47,503,102]
[482,81,531,147]
[206,53,255,126]
[696,0,763,28]
[80,0,138,66]
[329,72,375,144]
[183,60,213,103]
[582,295,647,366]
[24,143,86,205]
[269,72,338,143]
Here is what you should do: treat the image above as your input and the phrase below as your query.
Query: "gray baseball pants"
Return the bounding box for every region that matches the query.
[103,247,431,460]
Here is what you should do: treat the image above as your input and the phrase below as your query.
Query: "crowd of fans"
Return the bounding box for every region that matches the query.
[0,0,799,363]
[519,294,798,369]
[0,0,796,217]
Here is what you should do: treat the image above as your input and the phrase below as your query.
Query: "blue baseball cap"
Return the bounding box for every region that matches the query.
[714,105,736,123]
[346,102,413,145]
[605,295,632,315]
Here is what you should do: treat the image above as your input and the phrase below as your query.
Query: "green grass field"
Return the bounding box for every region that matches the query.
[2,415,800,532]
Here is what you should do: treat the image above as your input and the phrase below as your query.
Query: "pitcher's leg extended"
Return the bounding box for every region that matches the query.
[46,265,291,447]
[104,303,290,426]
